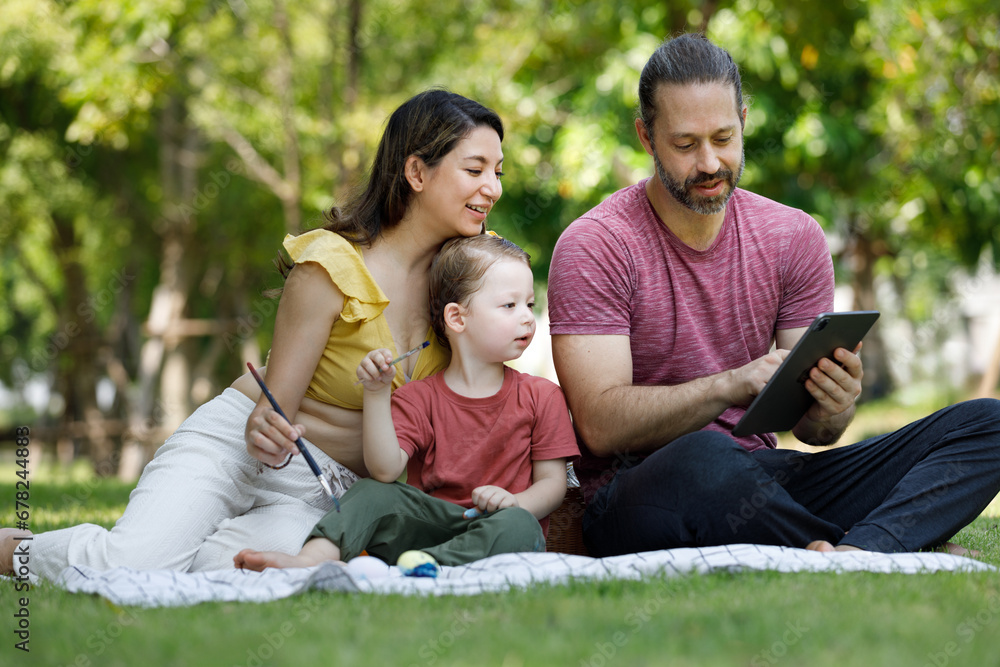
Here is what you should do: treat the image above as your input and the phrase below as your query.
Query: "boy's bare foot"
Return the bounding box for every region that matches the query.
[805,540,863,553]
[233,548,325,571]
[234,537,343,571]
[1,528,33,575]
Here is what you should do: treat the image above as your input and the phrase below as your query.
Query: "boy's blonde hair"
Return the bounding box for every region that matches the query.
[429,234,531,349]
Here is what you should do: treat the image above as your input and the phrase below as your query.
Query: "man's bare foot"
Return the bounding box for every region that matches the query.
[932,542,980,558]
[808,540,980,558]
[805,540,863,553]
[233,548,324,571]
[1,528,33,575]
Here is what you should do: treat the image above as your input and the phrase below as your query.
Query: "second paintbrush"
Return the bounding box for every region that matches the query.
[353,340,430,385]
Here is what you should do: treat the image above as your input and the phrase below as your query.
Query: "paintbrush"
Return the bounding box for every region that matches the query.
[353,340,430,385]
[247,363,340,512]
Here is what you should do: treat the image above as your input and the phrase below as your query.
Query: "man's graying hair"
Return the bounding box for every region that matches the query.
[638,33,744,135]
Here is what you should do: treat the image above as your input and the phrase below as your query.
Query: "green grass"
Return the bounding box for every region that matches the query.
[6,565,1000,667]
[3,430,1000,666]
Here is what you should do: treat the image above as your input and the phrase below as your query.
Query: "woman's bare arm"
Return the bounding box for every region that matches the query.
[241,262,343,467]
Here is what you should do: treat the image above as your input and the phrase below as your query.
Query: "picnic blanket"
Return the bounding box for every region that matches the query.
[51,544,995,608]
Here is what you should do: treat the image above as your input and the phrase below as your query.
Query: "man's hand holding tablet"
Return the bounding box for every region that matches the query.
[732,311,880,437]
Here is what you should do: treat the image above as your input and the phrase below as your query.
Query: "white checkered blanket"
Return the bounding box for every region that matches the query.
[50,544,995,608]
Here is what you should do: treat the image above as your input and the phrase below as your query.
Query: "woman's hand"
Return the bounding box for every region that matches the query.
[245,403,305,466]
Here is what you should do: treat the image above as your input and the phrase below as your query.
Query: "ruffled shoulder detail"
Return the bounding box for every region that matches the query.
[283,229,389,323]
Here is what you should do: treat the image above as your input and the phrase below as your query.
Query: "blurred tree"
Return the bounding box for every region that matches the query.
[0,0,144,470]
[707,0,900,397]
[0,0,287,475]
[482,0,734,276]
[3,0,997,474]
[709,0,998,398]
[863,0,1000,394]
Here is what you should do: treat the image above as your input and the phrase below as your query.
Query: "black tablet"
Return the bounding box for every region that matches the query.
[732,311,880,437]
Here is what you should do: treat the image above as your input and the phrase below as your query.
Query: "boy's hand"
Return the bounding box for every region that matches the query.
[467,485,518,518]
[356,348,396,392]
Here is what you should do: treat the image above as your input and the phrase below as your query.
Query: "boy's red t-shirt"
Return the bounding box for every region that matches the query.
[391,366,580,534]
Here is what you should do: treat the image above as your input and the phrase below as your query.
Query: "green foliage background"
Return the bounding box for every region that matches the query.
[1,0,998,468]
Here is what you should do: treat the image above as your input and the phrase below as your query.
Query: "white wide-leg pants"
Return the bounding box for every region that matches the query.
[30,388,358,581]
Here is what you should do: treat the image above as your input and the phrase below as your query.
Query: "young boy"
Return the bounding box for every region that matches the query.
[234,234,579,571]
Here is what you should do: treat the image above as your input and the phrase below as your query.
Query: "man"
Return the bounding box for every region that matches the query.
[547,33,1000,557]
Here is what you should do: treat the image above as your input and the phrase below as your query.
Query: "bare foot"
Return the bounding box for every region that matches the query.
[806,540,863,553]
[1,528,33,575]
[233,548,322,571]
[932,542,981,558]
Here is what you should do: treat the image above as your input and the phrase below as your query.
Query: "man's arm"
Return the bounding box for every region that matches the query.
[551,333,788,456]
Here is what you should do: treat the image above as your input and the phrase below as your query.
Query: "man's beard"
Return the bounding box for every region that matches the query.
[653,146,745,215]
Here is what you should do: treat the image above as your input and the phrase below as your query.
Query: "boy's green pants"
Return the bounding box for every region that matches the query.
[309,479,546,566]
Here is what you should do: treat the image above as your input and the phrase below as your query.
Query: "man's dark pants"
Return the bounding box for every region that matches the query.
[582,398,1000,556]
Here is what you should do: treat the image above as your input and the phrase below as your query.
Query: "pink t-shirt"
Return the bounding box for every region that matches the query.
[548,182,833,493]
[391,366,580,534]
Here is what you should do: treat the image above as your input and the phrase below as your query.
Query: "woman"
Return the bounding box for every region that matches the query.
[1,89,506,580]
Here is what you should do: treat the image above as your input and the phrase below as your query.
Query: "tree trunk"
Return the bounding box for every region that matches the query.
[321,4,340,191]
[274,0,302,234]
[120,95,200,481]
[977,325,1000,398]
[213,4,302,234]
[51,213,117,475]
[346,0,362,110]
[334,0,364,200]
[847,226,892,400]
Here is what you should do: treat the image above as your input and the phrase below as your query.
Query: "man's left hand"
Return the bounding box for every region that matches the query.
[803,343,863,422]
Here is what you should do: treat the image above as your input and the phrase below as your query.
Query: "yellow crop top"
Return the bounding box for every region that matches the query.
[279,229,450,410]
